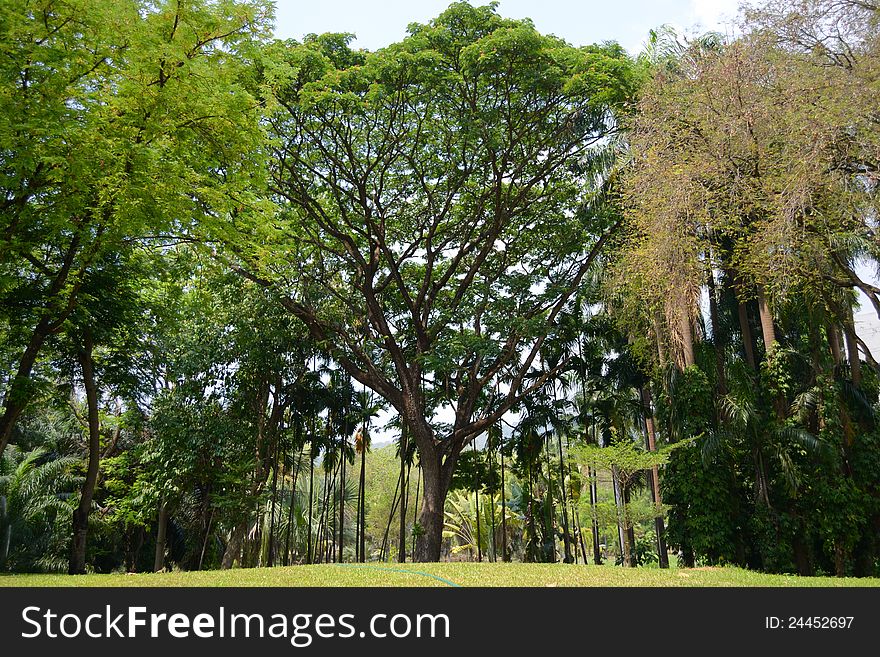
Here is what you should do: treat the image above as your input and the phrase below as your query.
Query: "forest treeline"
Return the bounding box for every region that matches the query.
[0,0,878,575]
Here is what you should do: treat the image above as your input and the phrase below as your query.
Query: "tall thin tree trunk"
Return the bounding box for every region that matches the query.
[381,470,402,561]
[267,428,281,567]
[706,264,727,395]
[398,427,409,563]
[473,441,482,562]
[588,463,602,565]
[738,300,757,370]
[844,306,862,387]
[679,308,696,368]
[640,386,669,568]
[624,485,638,566]
[198,507,214,571]
[543,435,556,563]
[358,446,366,562]
[307,448,315,564]
[525,461,536,563]
[500,437,508,562]
[338,450,346,563]
[654,310,668,369]
[566,433,586,564]
[829,324,843,364]
[411,463,421,558]
[488,446,496,563]
[69,331,100,575]
[221,520,248,569]
[611,464,630,567]
[556,431,572,563]
[574,511,588,564]
[757,288,777,353]
[154,500,168,572]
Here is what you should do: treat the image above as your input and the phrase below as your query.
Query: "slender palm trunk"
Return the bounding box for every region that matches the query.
[473,441,482,562]
[610,464,630,567]
[556,431,572,563]
[565,433,585,564]
[500,440,508,562]
[338,451,346,563]
[358,447,366,561]
[588,463,602,565]
[487,442,496,562]
[543,435,556,563]
[640,386,669,568]
[307,449,315,564]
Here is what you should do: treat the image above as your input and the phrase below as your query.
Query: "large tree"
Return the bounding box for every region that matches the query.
[226,3,637,560]
[0,0,272,460]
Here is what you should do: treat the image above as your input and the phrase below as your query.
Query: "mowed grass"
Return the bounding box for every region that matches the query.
[2,563,879,587]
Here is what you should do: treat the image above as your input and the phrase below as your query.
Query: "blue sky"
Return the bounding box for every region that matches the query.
[272,0,743,54]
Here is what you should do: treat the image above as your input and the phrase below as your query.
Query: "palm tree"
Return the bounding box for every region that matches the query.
[0,446,80,572]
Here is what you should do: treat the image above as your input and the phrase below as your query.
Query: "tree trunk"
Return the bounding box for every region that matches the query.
[412,449,451,562]
[624,486,638,566]
[198,507,214,571]
[611,465,630,567]
[338,451,346,563]
[473,441,482,562]
[587,464,602,565]
[380,468,402,560]
[221,521,247,569]
[69,332,100,575]
[757,288,777,354]
[500,440,508,562]
[640,386,669,568]
[829,324,843,364]
[307,450,315,564]
[706,265,727,395]
[679,309,696,369]
[411,463,421,558]
[267,431,281,567]
[556,432,572,563]
[358,447,366,562]
[154,501,168,572]
[398,428,409,563]
[737,300,757,370]
[843,306,862,387]
[542,435,556,563]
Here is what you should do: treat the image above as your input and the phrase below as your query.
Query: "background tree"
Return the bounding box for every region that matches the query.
[224,2,638,561]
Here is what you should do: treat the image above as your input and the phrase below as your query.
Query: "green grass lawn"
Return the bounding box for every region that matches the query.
[2,563,878,587]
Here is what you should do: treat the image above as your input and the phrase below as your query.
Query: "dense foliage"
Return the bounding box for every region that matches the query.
[0,0,877,575]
